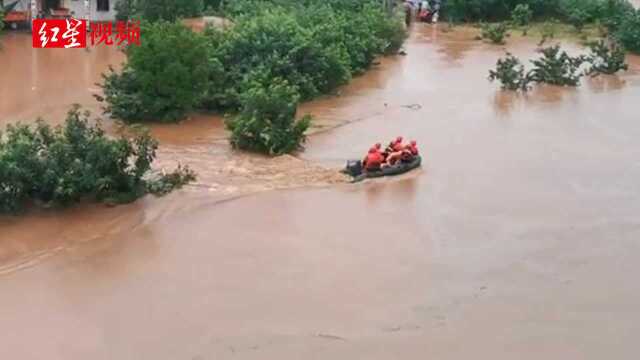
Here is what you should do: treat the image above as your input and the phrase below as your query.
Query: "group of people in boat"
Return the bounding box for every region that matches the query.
[362,137,419,172]
[404,0,442,25]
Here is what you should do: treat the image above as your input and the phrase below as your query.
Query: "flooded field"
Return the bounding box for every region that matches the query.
[0,32,125,129]
[2,23,640,359]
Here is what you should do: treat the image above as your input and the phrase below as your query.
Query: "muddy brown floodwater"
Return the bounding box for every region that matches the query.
[2,24,640,360]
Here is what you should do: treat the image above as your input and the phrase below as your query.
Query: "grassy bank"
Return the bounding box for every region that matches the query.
[442,0,640,52]
[469,21,614,44]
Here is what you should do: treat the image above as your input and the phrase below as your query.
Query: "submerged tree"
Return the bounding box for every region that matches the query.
[98,21,210,122]
[0,106,195,214]
[227,79,311,155]
[489,44,596,91]
[529,45,586,86]
[584,40,628,76]
[489,53,532,91]
[481,22,509,44]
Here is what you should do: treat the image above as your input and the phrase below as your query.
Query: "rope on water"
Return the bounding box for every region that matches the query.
[401,103,422,110]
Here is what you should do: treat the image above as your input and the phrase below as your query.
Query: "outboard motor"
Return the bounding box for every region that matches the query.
[344,160,363,177]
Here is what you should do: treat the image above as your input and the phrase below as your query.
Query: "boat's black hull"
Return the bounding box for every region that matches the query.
[345,156,422,182]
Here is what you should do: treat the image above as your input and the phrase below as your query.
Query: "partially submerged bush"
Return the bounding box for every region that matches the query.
[489,53,532,91]
[490,45,594,91]
[103,1,406,125]
[201,3,405,111]
[101,0,406,154]
[146,164,196,196]
[481,22,509,44]
[227,80,311,155]
[98,21,210,122]
[202,10,352,110]
[584,40,628,75]
[529,45,586,86]
[0,106,195,214]
[511,4,533,26]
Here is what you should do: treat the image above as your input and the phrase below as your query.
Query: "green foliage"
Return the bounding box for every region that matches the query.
[202,10,351,109]
[146,164,196,196]
[442,0,640,53]
[511,4,533,26]
[538,20,558,46]
[584,40,628,75]
[201,3,405,111]
[115,0,205,22]
[443,0,559,22]
[98,21,210,123]
[481,22,509,44]
[224,0,387,18]
[204,0,223,11]
[103,0,405,124]
[227,79,311,155]
[0,106,195,214]
[442,0,638,39]
[489,53,532,91]
[559,0,601,28]
[529,45,586,86]
[614,9,640,53]
[602,0,635,32]
[101,0,406,153]
[114,0,137,21]
[0,9,4,38]
[443,0,498,22]
[136,0,204,22]
[563,5,591,31]
[489,44,596,90]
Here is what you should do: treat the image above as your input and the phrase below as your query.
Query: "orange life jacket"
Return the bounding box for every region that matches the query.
[408,144,419,155]
[365,151,383,170]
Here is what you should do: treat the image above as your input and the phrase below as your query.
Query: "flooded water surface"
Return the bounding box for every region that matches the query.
[2,24,640,359]
[0,32,125,129]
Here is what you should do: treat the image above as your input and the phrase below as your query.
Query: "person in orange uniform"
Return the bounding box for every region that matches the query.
[364,143,383,164]
[400,140,419,162]
[409,140,419,155]
[386,136,406,165]
[363,146,384,172]
[392,136,404,151]
[373,142,387,162]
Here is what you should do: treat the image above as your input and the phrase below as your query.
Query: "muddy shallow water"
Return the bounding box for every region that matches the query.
[2,24,640,359]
